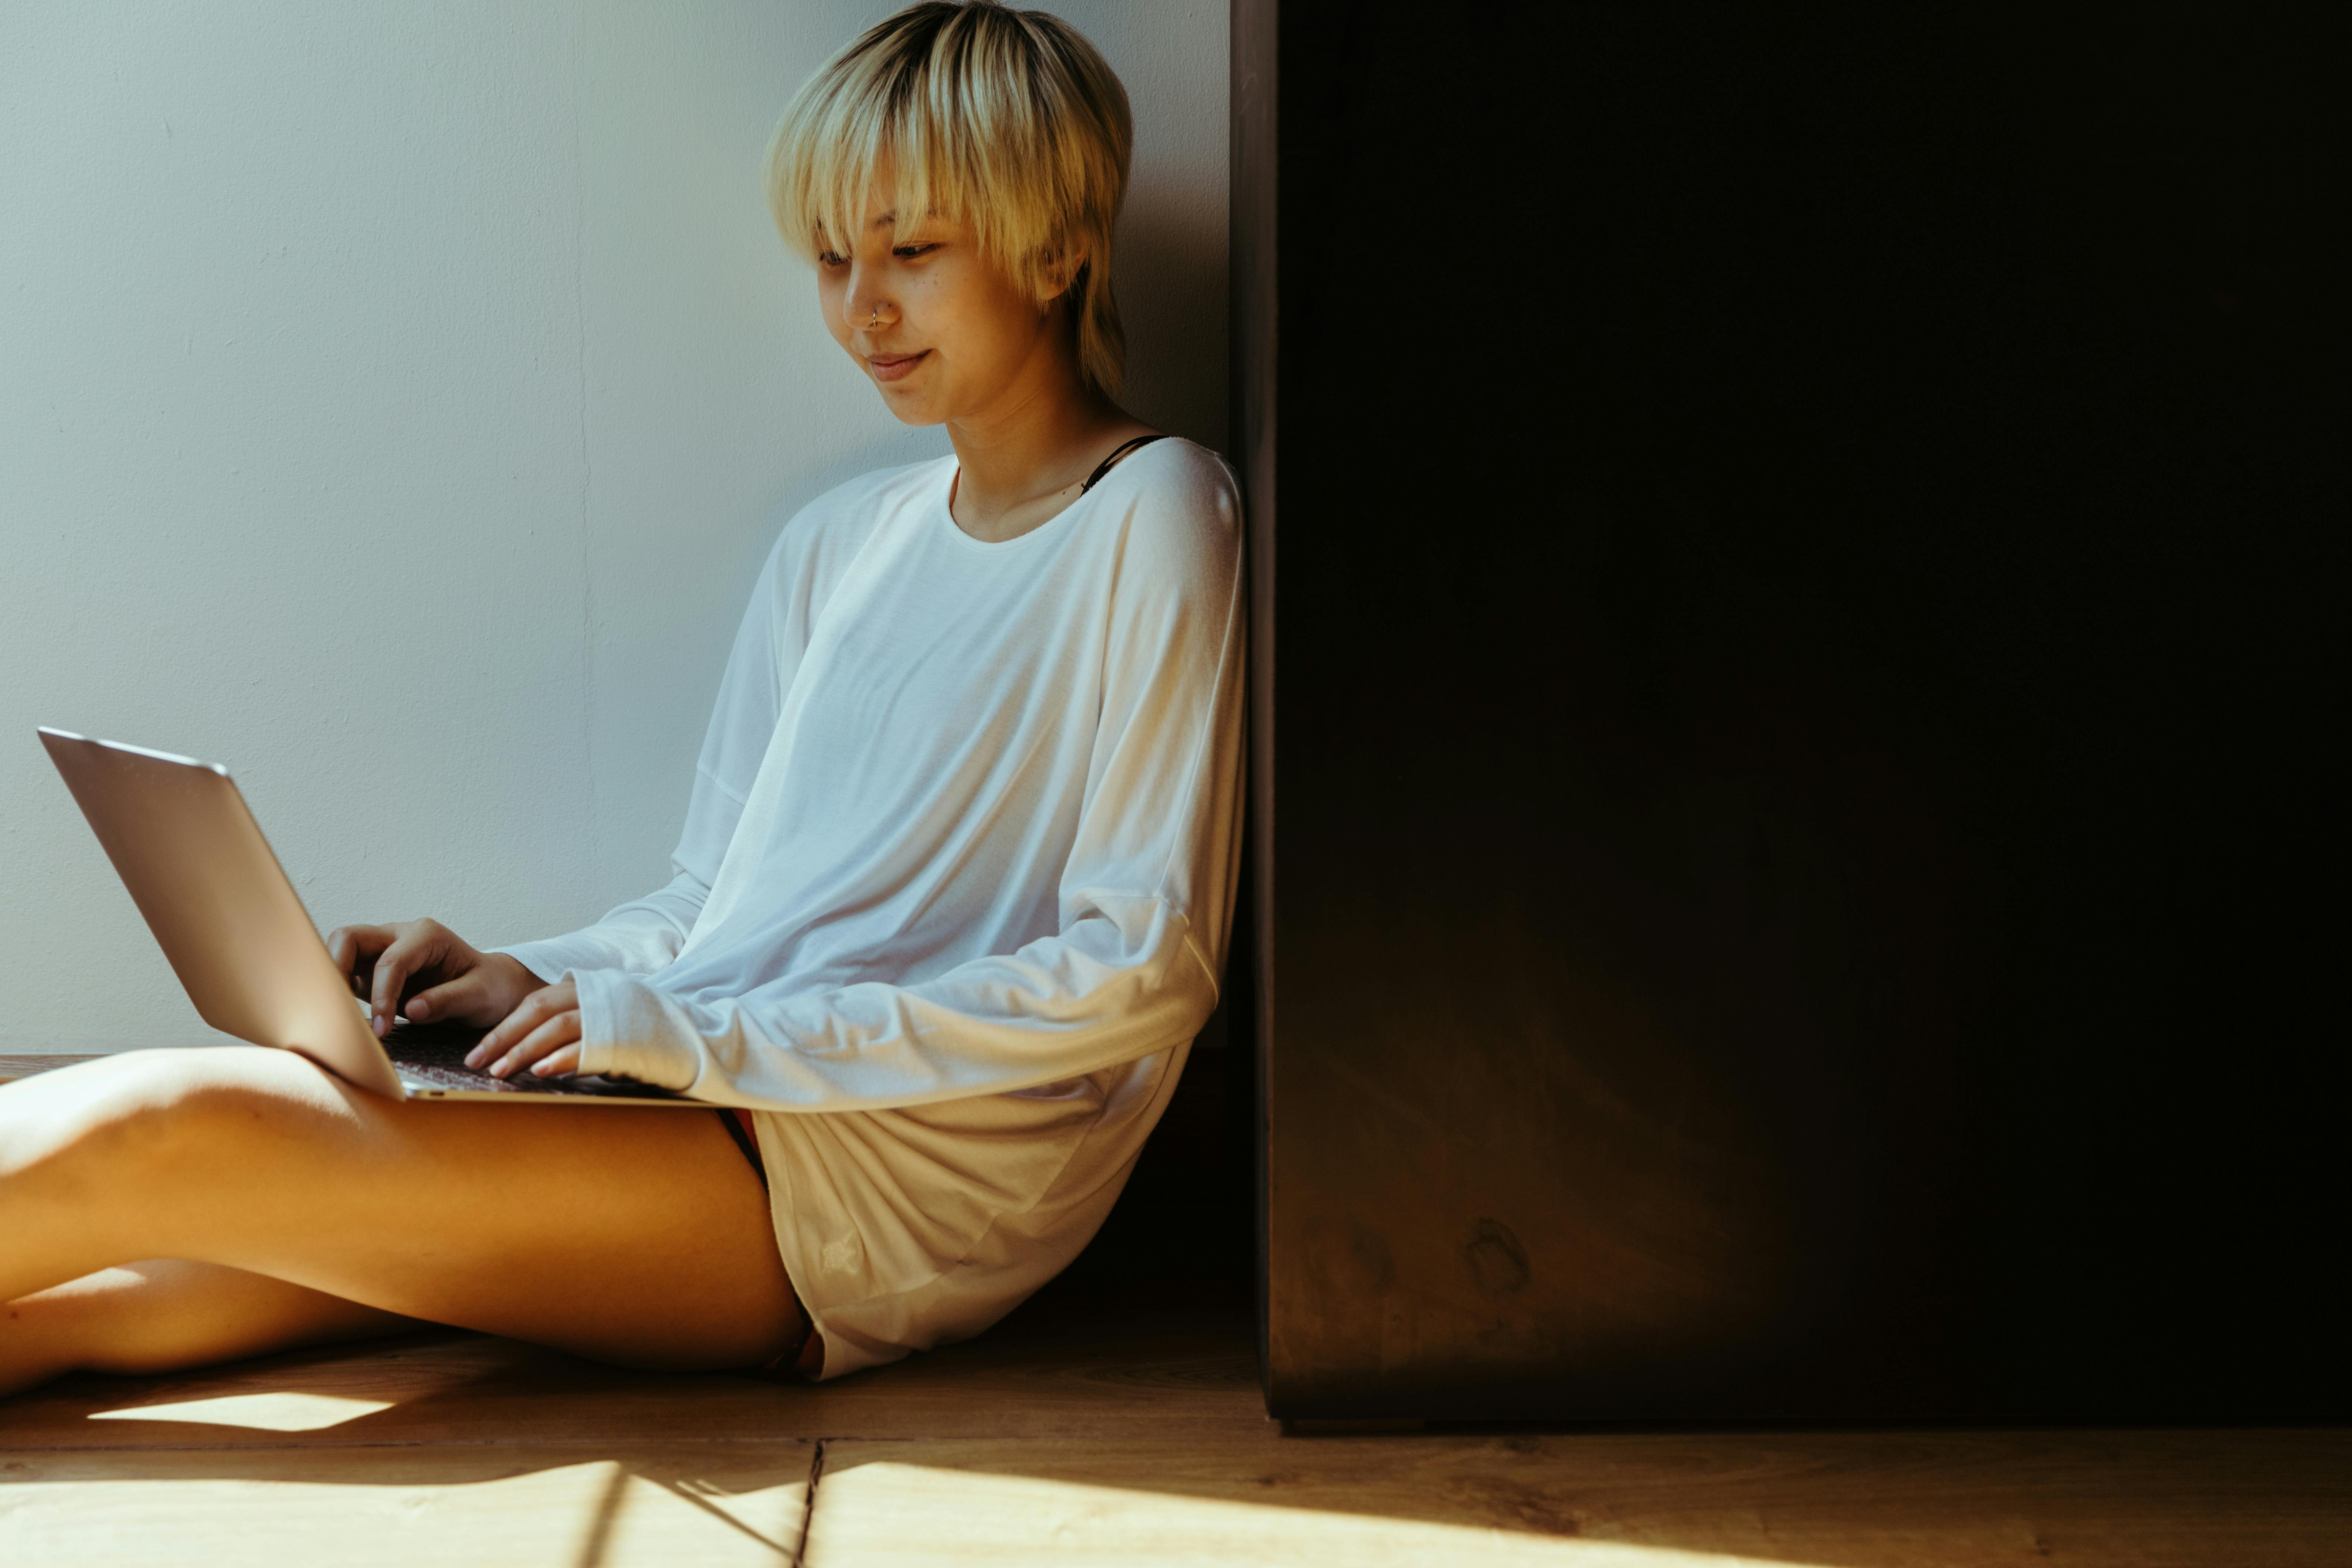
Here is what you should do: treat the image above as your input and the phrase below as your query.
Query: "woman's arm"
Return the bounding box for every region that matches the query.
[481,470,1248,1104]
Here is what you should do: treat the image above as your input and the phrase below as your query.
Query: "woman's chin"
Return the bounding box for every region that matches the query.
[875,387,948,427]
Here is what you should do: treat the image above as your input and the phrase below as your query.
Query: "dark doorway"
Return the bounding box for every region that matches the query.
[1240,0,2348,1421]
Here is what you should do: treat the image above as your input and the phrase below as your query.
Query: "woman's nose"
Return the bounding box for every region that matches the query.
[844,269,896,334]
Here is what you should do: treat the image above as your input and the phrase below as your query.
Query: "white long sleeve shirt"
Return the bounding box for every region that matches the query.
[496,439,1245,1376]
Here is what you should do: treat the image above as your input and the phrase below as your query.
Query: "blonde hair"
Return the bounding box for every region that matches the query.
[765,1,1134,398]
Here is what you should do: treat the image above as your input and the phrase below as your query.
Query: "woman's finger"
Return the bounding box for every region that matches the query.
[466,981,575,1068]
[405,970,489,1027]
[366,939,416,1036]
[464,996,536,1068]
[325,924,394,997]
[368,928,443,1037]
[488,1009,581,1079]
[528,1042,585,1078]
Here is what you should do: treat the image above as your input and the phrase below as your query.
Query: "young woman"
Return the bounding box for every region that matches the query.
[0,1,1240,1395]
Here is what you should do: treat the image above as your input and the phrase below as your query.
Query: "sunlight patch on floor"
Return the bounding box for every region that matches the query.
[87,1391,396,1432]
[802,1460,1824,1568]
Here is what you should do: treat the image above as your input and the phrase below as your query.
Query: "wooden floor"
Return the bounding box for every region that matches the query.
[6,1305,2348,1564]
[5,1055,2349,1564]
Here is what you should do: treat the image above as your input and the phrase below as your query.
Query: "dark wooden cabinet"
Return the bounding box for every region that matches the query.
[1236,0,2348,1421]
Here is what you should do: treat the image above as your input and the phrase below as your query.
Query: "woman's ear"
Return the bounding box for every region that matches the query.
[1037,242,1087,306]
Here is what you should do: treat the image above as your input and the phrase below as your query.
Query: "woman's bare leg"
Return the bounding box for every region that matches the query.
[2,1260,420,1398]
[0,1047,800,1394]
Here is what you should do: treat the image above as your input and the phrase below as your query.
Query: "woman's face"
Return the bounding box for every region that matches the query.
[815,173,1071,428]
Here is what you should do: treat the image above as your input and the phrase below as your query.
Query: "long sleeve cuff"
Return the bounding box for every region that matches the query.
[574,968,706,1092]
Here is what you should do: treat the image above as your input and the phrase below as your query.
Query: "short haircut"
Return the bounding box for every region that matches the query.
[765,2,1134,398]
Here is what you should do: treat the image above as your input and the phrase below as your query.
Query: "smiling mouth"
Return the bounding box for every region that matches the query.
[867,351,929,384]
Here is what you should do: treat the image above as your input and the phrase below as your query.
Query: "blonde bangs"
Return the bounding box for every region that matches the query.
[764,2,1133,397]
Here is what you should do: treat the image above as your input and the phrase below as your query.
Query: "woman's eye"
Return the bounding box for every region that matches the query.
[892,243,940,260]
[817,250,848,268]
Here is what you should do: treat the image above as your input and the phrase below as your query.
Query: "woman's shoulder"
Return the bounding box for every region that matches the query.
[1108,436,1238,507]
[1090,437,1241,550]
[1085,438,1241,605]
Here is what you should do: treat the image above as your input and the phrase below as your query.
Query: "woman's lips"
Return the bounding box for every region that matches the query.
[867,351,929,383]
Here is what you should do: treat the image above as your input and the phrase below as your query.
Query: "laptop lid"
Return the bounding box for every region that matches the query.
[37,728,403,1097]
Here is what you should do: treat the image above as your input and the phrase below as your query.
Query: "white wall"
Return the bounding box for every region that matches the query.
[0,1,1228,1051]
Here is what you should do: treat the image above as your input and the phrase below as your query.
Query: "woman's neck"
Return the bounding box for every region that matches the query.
[944,330,1150,544]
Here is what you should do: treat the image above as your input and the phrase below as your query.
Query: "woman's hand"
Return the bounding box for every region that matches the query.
[324,918,543,1039]
[465,980,584,1079]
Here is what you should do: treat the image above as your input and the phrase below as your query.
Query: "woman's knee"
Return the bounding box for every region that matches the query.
[30,1046,345,1188]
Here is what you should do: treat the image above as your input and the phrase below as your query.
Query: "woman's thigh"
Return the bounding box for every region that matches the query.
[1,1047,797,1370]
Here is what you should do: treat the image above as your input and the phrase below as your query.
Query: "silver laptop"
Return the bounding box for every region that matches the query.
[39,728,700,1106]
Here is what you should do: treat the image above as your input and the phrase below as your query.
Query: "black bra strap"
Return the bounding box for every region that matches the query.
[1080,433,1166,492]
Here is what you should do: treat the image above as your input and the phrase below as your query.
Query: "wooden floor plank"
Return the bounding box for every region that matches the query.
[784,1316,1267,1441]
[0,1439,813,1566]
[802,1453,1701,1567]
[801,1430,2352,1568]
[0,1331,805,1450]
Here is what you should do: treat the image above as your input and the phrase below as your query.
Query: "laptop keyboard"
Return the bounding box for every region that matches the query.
[383,1021,682,1099]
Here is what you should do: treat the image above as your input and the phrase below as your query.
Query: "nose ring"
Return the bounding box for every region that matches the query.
[868,306,883,328]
